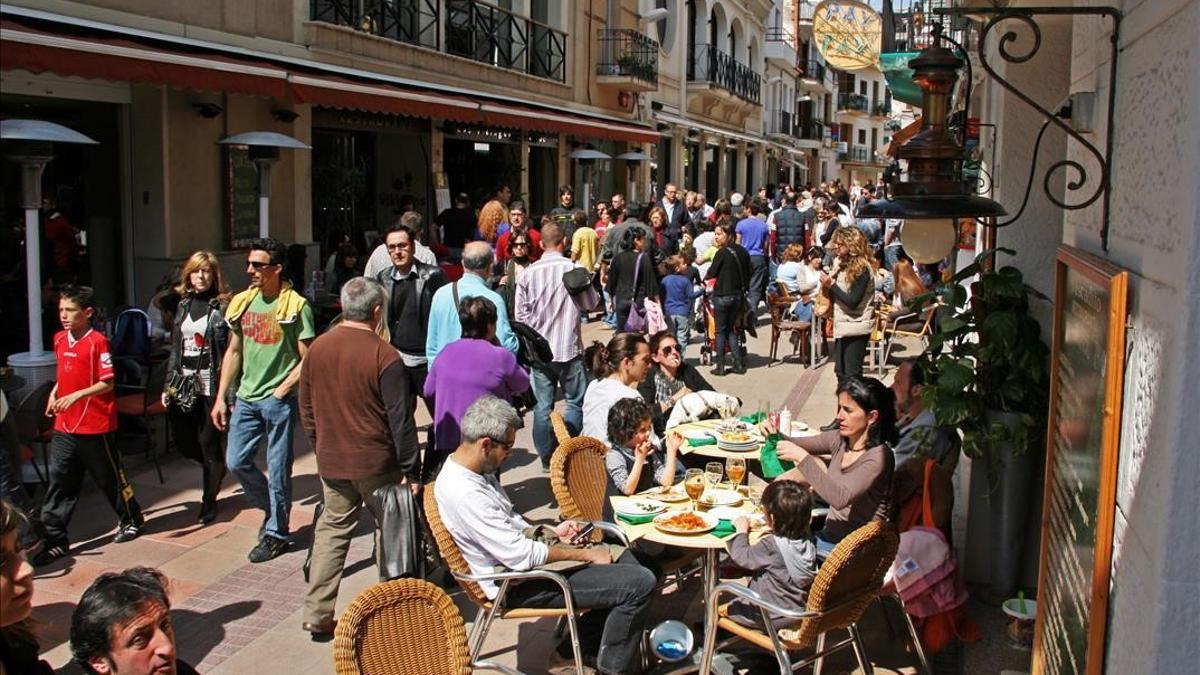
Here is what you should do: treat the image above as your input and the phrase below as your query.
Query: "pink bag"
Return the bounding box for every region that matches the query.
[644,298,668,335]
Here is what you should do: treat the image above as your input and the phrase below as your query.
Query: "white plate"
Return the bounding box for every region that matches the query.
[708,507,766,526]
[653,511,719,535]
[615,500,667,517]
[790,421,810,434]
[698,489,743,507]
[643,486,690,503]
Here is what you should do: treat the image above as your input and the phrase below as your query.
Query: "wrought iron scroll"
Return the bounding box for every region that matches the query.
[936,7,1122,250]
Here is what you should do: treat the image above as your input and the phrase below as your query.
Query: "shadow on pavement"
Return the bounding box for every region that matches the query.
[173,600,262,667]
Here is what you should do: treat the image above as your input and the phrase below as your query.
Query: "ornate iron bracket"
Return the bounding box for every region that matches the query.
[935,6,1122,250]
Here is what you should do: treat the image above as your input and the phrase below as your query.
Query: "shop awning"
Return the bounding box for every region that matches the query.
[0,21,289,98]
[479,103,659,144]
[289,74,481,125]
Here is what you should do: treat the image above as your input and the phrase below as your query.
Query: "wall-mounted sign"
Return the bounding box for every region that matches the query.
[1033,245,1129,675]
[224,146,259,249]
[813,1,883,72]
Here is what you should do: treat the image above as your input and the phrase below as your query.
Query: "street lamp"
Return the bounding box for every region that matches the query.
[217,131,310,238]
[1,119,98,373]
[857,27,1005,263]
[615,150,650,207]
[568,148,612,216]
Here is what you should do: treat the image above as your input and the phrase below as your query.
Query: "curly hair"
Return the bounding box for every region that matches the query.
[477,200,509,243]
[606,397,653,448]
[646,206,669,227]
[781,243,806,263]
[830,226,871,284]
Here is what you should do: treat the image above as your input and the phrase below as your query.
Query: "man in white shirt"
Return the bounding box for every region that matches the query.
[364,211,437,277]
[434,396,658,674]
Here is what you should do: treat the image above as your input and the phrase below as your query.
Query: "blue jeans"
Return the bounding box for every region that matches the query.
[530,357,588,464]
[670,314,691,356]
[226,395,297,541]
[603,289,617,328]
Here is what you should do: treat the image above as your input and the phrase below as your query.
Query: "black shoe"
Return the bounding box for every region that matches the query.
[113,523,142,543]
[731,360,747,375]
[248,535,289,563]
[198,500,217,525]
[820,419,840,432]
[302,620,336,642]
[31,542,69,566]
[711,361,726,376]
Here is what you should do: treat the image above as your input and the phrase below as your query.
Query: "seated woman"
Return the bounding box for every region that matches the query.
[424,296,530,477]
[582,332,653,447]
[636,330,713,435]
[724,480,818,627]
[604,397,684,497]
[773,243,809,295]
[782,246,825,323]
[770,376,897,557]
[885,256,930,329]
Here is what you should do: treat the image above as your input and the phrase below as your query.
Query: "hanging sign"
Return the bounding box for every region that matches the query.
[813,1,883,72]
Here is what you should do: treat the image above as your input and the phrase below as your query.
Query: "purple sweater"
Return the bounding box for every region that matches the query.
[424,338,530,451]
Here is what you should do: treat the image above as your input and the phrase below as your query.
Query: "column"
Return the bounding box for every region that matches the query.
[671,127,686,186]
[519,135,530,201]
[696,133,709,196]
[735,141,748,194]
[716,137,729,197]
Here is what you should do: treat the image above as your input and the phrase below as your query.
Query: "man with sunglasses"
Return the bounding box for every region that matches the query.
[435,396,657,675]
[212,238,315,563]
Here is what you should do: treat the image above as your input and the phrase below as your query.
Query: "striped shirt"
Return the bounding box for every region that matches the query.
[514,251,598,362]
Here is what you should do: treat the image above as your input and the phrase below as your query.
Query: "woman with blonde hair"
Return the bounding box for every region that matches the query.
[163,251,232,524]
[819,227,875,428]
[476,199,509,243]
[892,256,927,307]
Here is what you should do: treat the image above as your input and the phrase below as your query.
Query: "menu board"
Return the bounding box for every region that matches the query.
[1032,245,1128,675]
[224,146,260,249]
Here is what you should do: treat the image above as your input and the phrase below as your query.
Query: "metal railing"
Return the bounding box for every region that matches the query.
[872,98,892,116]
[310,0,439,48]
[765,26,794,43]
[596,29,659,86]
[795,121,826,141]
[837,92,869,112]
[797,58,826,83]
[687,43,761,105]
[446,0,566,82]
[838,145,875,163]
[765,109,793,136]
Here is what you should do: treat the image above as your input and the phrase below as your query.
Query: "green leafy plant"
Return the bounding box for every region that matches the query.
[914,247,1051,468]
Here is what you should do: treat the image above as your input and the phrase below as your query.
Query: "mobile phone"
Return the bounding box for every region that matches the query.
[569,523,596,545]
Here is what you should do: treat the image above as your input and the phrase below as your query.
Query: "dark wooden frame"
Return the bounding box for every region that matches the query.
[1032,244,1128,675]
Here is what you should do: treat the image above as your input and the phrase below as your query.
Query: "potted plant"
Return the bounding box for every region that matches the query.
[913,247,1050,599]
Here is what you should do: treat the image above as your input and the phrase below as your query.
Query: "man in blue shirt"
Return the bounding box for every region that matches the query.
[735,200,771,316]
[426,241,519,365]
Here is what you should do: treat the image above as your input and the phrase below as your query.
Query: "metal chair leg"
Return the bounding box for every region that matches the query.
[565,612,584,675]
[848,624,874,675]
[813,631,827,675]
[893,595,931,674]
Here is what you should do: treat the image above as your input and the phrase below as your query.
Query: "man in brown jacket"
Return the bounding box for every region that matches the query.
[298,276,419,639]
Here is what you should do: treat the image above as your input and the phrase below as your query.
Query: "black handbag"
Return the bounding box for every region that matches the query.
[164,370,199,412]
[562,266,592,296]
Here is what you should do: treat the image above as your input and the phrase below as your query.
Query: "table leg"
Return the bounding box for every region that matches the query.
[704,548,717,601]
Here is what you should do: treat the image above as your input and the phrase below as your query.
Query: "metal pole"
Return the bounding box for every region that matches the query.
[257,159,272,239]
[24,206,43,355]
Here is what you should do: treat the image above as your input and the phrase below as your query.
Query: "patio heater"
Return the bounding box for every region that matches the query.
[217,131,310,238]
[615,150,651,207]
[568,148,612,216]
[1,119,98,392]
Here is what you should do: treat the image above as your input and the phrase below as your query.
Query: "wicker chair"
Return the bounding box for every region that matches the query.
[549,410,573,446]
[698,520,903,675]
[880,301,942,373]
[549,436,610,522]
[424,483,623,673]
[332,578,471,675]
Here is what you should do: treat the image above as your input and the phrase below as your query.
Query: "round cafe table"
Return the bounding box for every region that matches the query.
[668,418,818,461]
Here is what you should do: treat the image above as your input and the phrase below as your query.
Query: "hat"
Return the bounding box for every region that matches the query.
[730,192,744,207]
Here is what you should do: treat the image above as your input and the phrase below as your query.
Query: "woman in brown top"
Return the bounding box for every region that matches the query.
[770,376,897,557]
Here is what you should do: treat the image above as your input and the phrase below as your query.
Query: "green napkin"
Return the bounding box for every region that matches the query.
[711,520,738,539]
[759,433,794,479]
[687,435,717,447]
[739,412,765,425]
[616,512,657,525]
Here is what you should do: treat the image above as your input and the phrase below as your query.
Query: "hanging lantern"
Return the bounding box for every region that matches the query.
[901,218,957,263]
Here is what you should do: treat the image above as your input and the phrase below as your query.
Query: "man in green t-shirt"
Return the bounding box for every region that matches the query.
[212,238,315,563]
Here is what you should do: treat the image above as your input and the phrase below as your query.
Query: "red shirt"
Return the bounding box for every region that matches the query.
[53,329,117,434]
[495,228,543,264]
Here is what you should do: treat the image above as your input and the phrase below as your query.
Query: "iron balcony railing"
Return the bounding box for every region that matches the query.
[446,0,566,82]
[797,58,826,83]
[872,99,892,116]
[765,109,793,136]
[310,0,439,48]
[795,121,826,141]
[837,92,869,112]
[596,29,659,86]
[688,43,761,105]
[765,26,794,43]
[838,145,874,163]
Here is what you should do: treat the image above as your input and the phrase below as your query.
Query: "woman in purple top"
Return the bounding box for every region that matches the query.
[423,296,530,477]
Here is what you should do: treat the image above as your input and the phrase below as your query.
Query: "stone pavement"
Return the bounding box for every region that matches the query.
[28,320,1027,674]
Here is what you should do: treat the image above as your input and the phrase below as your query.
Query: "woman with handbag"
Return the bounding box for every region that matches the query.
[818,227,875,432]
[606,227,658,332]
[704,219,752,375]
[162,251,231,524]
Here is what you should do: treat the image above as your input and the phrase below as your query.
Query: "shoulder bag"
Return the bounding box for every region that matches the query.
[622,252,648,332]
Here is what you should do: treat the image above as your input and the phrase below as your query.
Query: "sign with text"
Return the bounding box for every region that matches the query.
[1032,245,1128,675]
[224,146,259,249]
[813,1,882,72]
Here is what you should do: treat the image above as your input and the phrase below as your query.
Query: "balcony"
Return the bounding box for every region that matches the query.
[596,29,659,91]
[764,27,797,69]
[837,92,869,115]
[795,121,826,142]
[797,58,830,92]
[688,44,762,105]
[838,145,883,164]
[765,110,793,138]
[872,98,892,117]
[310,0,439,48]
[444,0,566,81]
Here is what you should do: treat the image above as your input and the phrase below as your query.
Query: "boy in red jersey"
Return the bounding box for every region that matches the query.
[33,286,144,566]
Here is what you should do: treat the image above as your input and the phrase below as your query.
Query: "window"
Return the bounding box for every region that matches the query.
[857,129,866,145]
[859,80,867,95]
[654,0,675,54]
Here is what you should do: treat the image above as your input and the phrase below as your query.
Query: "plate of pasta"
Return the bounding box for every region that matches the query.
[653,511,719,535]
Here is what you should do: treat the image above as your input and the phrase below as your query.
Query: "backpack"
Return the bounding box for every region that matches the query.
[111,308,152,359]
[511,321,554,374]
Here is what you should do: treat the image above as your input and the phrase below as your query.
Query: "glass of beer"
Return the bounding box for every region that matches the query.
[684,469,705,510]
[726,457,746,488]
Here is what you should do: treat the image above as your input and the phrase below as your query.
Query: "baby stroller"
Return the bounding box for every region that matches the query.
[695,283,719,365]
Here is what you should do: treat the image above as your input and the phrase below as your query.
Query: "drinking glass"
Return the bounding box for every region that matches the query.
[726,457,746,489]
[705,462,724,490]
[684,469,705,511]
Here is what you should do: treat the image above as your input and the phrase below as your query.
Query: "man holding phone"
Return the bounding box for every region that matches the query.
[434,396,658,675]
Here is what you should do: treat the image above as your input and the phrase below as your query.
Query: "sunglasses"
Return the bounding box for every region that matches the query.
[659,344,680,355]
[247,261,278,270]
[513,241,530,247]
